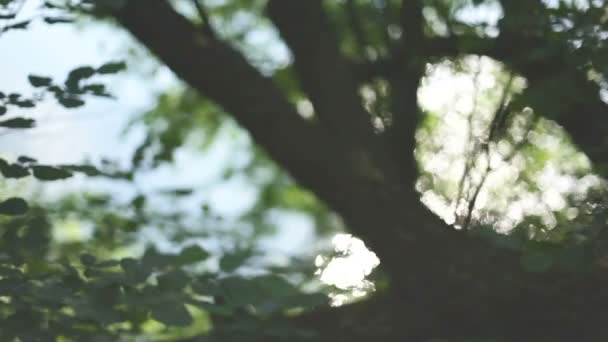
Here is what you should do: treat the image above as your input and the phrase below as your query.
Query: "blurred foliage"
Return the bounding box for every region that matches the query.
[0,0,607,340]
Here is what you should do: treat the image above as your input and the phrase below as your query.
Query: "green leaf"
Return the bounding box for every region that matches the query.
[0,197,29,216]
[176,245,209,265]
[95,260,120,268]
[62,164,101,176]
[31,165,73,181]
[0,106,6,115]
[43,17,73,24]
[80,253,97,266]
[97,61,127,74]
[0,158,29,178]
[2,20,29,32]
[28,75,52,87]
[82,84,108,96]
[151,303,193,327]
[120,257,149,283]
[160,188,193,196]
[219,250,251,272]
[67,66,96,82]
[0,117,35,128]
[17,156,36,164]
[76,301,122,325]
[120,257,138,272]
[15,100,35,108]
[221,276,258,307]
[157,269,189,291]
[141,248,172,270]
[192,278,222,297]
[47,85,63,95]
[58,96,85,108]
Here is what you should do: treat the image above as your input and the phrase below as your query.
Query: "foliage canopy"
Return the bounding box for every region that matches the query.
[1,0,608,340]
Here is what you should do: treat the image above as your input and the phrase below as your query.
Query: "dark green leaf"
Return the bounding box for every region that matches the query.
[160,188,193,196]
[43,17,73,24]
[141,248,173,270]
[120,257,149,283]
[95,260,120,268]
[28,75,52,87]
[219,250,251,272]
[17,156,37,164]
[0,158,29,178]
[31,165,73,181]
[80,254,97,266]
[120,257,138,273]
[176,245,209,265]
[58,96,85,108]
[97,61,127,74]
[82,84,108,96]
[0,197,29,216]
[221,276,258,306]
[151,303,193,327]
[0,106,6,115]
[0,117,35,128]
[157,269,189,291]
[47,85,63,95]
[131,195,145,211]
[192,278,222,297]
[67,66,96,82]
[131,134,152,168]
[16,100,35,108]
[2,20,29,32]
[62,164,101,176]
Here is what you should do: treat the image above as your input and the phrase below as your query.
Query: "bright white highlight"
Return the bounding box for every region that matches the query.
[316,234,380,306]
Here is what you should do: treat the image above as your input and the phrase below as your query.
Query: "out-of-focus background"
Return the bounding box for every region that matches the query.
[1,0,607,340]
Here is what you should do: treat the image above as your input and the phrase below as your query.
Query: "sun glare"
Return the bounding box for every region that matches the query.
[316,234,380,306]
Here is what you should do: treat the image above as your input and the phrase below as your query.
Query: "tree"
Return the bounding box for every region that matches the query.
[1,0,608,340]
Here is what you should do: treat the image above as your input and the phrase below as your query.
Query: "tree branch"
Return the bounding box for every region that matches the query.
[383,0,426,185]
[113,0,346,205]
[266,0,377,148]
[111,0,423,278]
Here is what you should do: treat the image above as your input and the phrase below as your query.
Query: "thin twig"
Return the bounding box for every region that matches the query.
[462,154,490,230]
[486,73,515,145]
[462,71,515,230]
[191,0,215,38]
[454,57,482,221]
